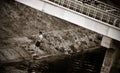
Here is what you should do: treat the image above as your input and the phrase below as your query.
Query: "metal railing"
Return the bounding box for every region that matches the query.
[48,0,120,28]
[75,0,120,16]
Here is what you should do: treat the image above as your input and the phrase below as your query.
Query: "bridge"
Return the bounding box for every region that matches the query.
[15,0,120,42]
[5,0,120,73]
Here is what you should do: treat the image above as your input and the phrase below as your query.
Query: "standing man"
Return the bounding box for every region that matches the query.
[35,31,43,48]
[32,31,44,59]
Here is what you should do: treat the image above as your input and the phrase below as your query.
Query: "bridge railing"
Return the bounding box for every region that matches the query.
[75,0,120,17]
[47,0,120,28]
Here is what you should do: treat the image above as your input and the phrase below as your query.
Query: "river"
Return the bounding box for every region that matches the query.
[34,47,106,73]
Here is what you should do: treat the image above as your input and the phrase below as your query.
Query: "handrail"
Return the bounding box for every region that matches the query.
[75,0,120,16]
[77,1,120,19]
[48,0,120,28]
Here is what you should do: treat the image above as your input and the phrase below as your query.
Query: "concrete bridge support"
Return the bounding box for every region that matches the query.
[100,36,120,73]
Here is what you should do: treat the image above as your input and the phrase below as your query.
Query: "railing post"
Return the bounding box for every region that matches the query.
[74,2,78,11]
[100,13,103,21]
[107,14,110,23]
[60,0,64,6]
[113,18,118,26]
[81,3,84,13]
[87,6,90,16]
[67,0,71,9]
[94,9,97,18]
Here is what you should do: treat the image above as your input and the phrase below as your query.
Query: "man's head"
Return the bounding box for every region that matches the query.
[39,31,42,34]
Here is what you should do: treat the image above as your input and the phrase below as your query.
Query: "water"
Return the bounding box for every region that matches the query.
[0,47,106,73]
[36,47,106,73]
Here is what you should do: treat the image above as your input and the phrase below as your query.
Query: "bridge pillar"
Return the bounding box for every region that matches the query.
[100,36,120,73]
